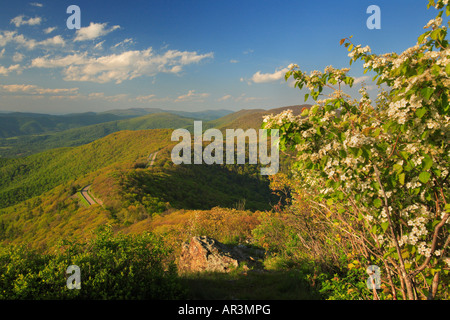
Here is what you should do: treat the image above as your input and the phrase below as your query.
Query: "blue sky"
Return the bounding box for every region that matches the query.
[0,0,440,114]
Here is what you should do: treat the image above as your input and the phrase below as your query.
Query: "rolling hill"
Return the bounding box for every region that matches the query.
[0,129,174,208]
[205,105,311,131]
[0,128,276,249]
[0,105,310,158]
[99,107,233,120]
[0,112,195,158]
[0,112,127,138]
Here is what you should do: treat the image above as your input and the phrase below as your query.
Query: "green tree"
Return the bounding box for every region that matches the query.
[263,0,449,300]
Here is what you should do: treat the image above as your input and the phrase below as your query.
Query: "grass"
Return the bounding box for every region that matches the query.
[180,269,321,300]
[77,191,90,207]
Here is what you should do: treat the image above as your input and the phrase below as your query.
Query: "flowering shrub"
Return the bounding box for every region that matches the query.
[263,0,449,300]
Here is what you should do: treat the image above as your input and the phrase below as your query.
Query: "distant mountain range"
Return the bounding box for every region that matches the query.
[0,105,310,158]
[0,108,235,139]
[100,107,233,121]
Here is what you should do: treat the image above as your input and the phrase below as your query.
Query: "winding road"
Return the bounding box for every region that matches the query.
[80,152,158,207]
[147,151,158,167]
[80,185,102,206]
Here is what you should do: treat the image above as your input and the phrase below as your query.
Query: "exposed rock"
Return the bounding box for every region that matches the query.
[178,236,264,274]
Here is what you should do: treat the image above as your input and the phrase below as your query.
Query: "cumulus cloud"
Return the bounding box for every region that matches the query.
[39,35,65,47]
[0,84,78,95]
[175,90,209,102]
[10,15,42,27]
[31,48,213,84]
[0,64,21,75]
[74,22,120,41]
[30,2,43,7]
[0,31,65,50]
[44,26,56,34]
[13,52,24,62]
[250,66,290,83]
[0,48,5,58]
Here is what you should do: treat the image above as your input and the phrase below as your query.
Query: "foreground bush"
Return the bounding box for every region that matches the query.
[0,225,185,299]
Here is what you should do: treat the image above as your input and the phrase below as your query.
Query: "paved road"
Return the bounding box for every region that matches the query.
[80,152,158,207]
[81,185,102,206]
[148,151,158,167]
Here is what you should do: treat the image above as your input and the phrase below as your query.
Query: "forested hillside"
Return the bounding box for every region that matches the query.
[0,113,195,158]
[0,129,173,208]
[0,112,126,138]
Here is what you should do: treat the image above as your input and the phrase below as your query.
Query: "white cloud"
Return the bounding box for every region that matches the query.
[218,94,232,101]
[0,64,21,75]
[10,15,42,27]
[250,66,290,83]
[0,31,18,46]
[229,59,239,63]
[87,92,105,99]
[30,2,43,7]
[31,53,87,68]
[111,38,134,49]
[31,48,213,84]
[12,52,24,62]
[0,84,78,95]
[135,94,157,102]
[39,35,65,47]
[353,75,370,85]
[74,22,120,42]
[0,48,5,58]
[0,31,65,50]
[175,90,209,102]
[243,49,254,55]
[44,27,56,34]
[94,41,105,50]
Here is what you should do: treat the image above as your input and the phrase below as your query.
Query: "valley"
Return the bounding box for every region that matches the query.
[0,105,306,249]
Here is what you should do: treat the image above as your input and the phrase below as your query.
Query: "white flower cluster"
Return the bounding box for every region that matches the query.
[348,45,371,59]
[424,16,443,29]
[417,241,432,258]
[387,99,409,124]
[263,109,299,126]
[343,132,373,148]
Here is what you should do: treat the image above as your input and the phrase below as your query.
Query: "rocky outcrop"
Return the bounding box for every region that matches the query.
[178,236,264,274]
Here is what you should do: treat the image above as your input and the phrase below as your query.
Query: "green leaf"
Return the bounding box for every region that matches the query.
[419,171,431,184]
[421,87,434,101]
[372,128,381,138]
[418,31,429,43]
[430,29,440,40]
[381,222,389,232]
[399,173,406,185]
[422,155,433,171]
[445,203,450,213]
[373,198,382,208]
[393,163,403,174]
[415,107,427,118]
